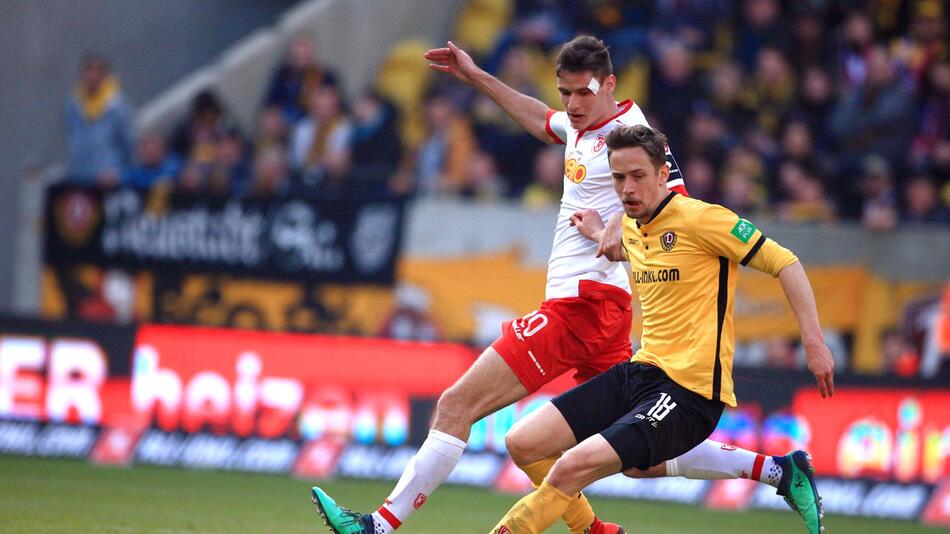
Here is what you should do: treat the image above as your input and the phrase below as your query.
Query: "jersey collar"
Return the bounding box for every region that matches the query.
[636,191,678,228]
[575,99,634,146]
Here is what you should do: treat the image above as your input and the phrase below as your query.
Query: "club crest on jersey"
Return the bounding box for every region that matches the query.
[592,133,607,153]
[660,231,677,251]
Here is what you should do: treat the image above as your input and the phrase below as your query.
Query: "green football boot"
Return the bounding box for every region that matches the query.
[776,450,824,533]
[311,486,375,534]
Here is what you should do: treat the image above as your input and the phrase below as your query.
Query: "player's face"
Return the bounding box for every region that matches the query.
[610,146,670,220]
[557,71,616,130]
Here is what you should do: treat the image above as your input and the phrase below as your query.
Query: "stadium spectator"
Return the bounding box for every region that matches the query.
[882,329,920,378]
[246,147,291,198]
[170,90,233,165]
[176,161,206,194]
[779,120,816,165]
[707,61,752,135]
[910,58,950,168]
[763,336,798,369]
[790,66,835,146]
[412,90,476,197]
[720,169,765,216]
[790,8,834,72]
[254,105,290,156]
[289,84,353,193]
[472,45,545,195]
[891,0,946,87]
[205,129,250,197]
[265,33,338,122]
[859,155,899,231]
[349,90,404,188]
[522,145,564,209]
[458,150,505,201]
[64,54,133,185]
[775,161,836,223]
[123,131,180,189]
[830,45,917,172]
[837,10,876,90]
[648,40,702,146]
[902,174,950,224]
[682,102,733,162]
[733,0,789,71]
[681,156,720,205]
[741,46,797,138]
[379,284,440,342]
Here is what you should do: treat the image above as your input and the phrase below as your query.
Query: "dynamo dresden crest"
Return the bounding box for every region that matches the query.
[660,231,677,252]
[54,190,100,248]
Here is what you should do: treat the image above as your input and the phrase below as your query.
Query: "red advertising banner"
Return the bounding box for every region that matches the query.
[793,389,950,484]
[131,325,480,440]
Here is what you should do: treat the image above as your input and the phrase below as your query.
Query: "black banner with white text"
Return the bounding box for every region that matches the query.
[44,185,405,284]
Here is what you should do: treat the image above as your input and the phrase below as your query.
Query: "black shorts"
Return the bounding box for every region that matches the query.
[551,361,724,471]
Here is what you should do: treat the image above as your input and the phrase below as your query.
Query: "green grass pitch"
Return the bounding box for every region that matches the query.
[0,456,942,533]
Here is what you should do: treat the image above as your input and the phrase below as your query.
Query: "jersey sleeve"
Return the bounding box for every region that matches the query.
[695,204,797,276]
[545,109,567,145]
[623,103,689,197]
[665,144,687,197]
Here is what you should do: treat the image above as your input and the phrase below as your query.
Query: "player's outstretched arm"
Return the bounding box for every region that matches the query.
[425,41,551,142]
[778,261,836,398]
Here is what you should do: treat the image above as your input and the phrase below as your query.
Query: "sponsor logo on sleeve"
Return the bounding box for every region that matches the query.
[730,219,757,244]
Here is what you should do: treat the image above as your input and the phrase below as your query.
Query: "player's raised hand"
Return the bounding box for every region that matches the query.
[570,209,606,242]
[804,341,835,398]
[424,41,480,85]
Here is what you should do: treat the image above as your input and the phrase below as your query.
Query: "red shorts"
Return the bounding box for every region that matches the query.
[491,280,633,393]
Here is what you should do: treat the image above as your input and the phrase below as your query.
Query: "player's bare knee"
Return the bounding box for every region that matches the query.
[433,385,475,431]
[505,424,540,465]
[546,449,588,490]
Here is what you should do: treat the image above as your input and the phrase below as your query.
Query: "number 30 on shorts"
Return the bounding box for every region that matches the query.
[519,311,549,337]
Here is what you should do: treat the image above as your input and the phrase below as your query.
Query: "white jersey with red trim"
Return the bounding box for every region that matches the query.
[543,99,687,299]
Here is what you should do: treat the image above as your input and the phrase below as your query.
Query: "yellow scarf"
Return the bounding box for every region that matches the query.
[307,114,342,166]
[74,77,120,121]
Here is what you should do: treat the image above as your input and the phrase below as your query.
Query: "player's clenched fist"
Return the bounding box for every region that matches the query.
[597,212,626,261]
[424,41,479,85]
[570,209,605,241]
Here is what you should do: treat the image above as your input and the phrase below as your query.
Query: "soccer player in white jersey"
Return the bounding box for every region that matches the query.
[312,36,821,534]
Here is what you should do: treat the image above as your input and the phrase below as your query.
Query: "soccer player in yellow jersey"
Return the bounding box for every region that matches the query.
[489,125,835,534]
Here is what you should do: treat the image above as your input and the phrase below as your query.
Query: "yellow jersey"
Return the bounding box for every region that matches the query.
[623,192,798,407]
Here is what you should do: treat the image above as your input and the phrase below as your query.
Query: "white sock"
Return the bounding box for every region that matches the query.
[665,439,783,488]
[372,429,467,531]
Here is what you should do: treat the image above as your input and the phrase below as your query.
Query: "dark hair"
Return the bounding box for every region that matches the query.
[81,54,109,70]
[555,35,613,80]
[605,125,668,171]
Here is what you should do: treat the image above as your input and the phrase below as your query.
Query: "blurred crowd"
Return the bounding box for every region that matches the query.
[65,0,949,229]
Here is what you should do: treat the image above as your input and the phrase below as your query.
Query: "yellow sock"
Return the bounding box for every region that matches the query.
[490,479,573,534]
[520,458,596,534]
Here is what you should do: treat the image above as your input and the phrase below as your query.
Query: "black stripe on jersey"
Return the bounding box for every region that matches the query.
[637,191,678,227]
[713,256,728,402]
[740,235,767,266]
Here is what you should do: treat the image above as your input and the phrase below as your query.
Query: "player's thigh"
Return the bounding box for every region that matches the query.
[547,433,623,495]
[550,362,629,444]
[603,374,723,471]
[434,346,529,425]
[505,401,577,465]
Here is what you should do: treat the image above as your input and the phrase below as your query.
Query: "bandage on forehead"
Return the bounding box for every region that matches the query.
[587,77,600,95]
